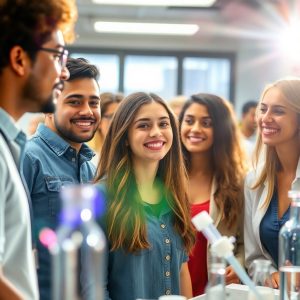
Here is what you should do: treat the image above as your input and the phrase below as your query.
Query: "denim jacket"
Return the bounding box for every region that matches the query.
[22,123,96,300]
[96,183,188,300]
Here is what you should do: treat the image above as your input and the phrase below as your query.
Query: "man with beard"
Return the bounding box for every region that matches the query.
[22,57,101,300]
[0,1,77,299]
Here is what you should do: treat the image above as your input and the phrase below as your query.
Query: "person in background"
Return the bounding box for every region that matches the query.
[0,0,77,299]
[22,57,100,300]
[88,92,123,163]
[95,92,195,300]
[179,93,247,296]
[27,114,45,136]
[169,95,187,117]
[244,77,300,288]
[240,100,258,162]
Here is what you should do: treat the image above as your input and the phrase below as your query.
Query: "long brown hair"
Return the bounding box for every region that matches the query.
[95,92,195,253]
[178,93,247,228]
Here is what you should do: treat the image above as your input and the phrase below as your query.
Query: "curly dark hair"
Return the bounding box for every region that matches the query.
[0,0,77,72]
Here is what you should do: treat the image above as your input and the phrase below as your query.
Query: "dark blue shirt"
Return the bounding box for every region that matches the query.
[260,190,290,267]
[96,183,188,300]
[22,123,96,300]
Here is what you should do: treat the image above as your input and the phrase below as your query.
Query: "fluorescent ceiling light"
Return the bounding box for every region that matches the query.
[92,0,216,7]
[94,21,199,35]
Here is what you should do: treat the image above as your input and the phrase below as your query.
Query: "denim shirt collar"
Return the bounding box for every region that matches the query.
[36,123,94,160]
[0,108,21,142]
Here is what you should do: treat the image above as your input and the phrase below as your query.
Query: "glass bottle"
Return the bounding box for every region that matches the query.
[248,259,274,300]
[205,249,226,300]
[279,190,300,300]
[50,184,106,300]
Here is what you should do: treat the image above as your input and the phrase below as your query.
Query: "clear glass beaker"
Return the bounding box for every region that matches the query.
[248,259,274,300]
[205,250,226,300]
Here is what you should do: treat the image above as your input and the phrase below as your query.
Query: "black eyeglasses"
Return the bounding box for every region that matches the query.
[38,47,69,69]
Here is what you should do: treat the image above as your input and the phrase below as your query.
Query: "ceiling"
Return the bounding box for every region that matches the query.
[74,0,297,50]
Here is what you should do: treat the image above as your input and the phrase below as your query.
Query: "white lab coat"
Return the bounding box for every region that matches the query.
[244,158,300,276]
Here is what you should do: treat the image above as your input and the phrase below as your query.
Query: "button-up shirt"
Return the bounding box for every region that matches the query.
[22,123,96,300]
[260,189,290,268]
[96,183,188,300]
[0,108,38,300]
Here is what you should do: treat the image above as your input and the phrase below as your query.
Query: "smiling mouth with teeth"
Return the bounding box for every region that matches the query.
[188,136,205,142]
[72,120,94,126]
[262,127,279,135]
[144,142,164,149]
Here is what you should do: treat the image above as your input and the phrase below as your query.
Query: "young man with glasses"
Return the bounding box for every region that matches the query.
[0,1,77,299]
[22,57,101,300]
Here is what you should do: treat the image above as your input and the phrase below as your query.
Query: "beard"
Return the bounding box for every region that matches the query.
[22,74,61,114]
[53,114,98,144]
[39,94,56,113]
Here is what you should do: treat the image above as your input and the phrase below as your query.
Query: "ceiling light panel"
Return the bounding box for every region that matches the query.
[94,21,199,35]
[92,0,216,7]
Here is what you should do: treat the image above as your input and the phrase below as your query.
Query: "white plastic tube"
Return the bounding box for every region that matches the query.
[192,211,262,300]
[192,211,222,244]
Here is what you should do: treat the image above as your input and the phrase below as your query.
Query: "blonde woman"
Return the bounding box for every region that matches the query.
[244,78,300,288]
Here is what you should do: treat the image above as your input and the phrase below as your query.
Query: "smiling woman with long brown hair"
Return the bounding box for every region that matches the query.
[179,93,247,296]
[94,92,195,300]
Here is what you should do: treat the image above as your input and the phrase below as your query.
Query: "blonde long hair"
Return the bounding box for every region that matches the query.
[252,77,300,207]
[95,92,195,253]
